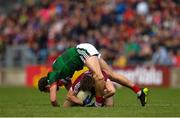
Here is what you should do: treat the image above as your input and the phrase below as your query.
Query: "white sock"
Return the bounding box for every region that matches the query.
[95,102,102,107]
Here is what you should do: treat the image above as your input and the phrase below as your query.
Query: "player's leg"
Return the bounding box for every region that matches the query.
[76,43,105,107]
[103,80,116,99]
[85,56,105,107]
[99,58,149,106]
[99,58,136,88]
[104,96,113,107]
[103,80,115,107]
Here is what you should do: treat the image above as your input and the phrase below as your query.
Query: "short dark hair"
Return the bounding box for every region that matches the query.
[38,77,48,92]
[79,74,95,93]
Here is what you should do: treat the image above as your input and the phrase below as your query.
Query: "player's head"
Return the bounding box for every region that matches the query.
[38,77,50,93]
[80,74,95,92]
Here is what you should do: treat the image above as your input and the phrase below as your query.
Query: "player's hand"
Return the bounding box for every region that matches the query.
[83,95,91,106]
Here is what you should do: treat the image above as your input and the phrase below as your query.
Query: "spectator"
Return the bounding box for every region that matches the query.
[172,49,180,67]
[0,0,179,67]
[152,43,172,66]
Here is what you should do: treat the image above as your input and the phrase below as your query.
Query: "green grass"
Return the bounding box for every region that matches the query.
[0,87,180,117]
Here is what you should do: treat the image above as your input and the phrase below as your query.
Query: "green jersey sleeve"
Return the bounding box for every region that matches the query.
[47,47,84,85]
[47,71,60,85]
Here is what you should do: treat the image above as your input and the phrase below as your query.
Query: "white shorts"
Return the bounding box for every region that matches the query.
[76,43,101,62]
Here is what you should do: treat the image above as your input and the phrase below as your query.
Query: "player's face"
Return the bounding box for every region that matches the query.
[44,85,50,93]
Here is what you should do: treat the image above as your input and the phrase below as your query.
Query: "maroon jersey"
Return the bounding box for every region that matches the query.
[70,70,109,94]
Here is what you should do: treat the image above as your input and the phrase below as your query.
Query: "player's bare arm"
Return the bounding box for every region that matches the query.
[49,83,59,107]
[66,89,83,106]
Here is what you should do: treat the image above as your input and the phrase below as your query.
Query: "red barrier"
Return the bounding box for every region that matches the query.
[25,65,51,87]
[113,66,170,87]
[26,65,170,87]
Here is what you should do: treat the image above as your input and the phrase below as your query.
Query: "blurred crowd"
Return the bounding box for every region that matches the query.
[0,0,180,67]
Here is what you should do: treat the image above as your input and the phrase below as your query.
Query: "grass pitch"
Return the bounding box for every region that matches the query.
[0,87,180,117]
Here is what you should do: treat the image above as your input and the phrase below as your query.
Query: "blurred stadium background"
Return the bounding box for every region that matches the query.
[0,0,180,117]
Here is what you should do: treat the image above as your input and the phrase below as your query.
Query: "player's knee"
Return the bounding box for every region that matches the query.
[108,89,115,97]
[111,88,116,95]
